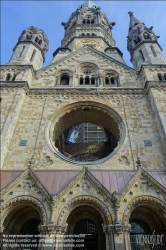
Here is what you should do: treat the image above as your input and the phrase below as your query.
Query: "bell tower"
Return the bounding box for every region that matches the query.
[9,26,49,70]
[127,11,166,70]
[51,0,125,64]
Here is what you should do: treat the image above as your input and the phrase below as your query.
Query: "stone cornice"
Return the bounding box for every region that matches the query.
[1,81,166,96]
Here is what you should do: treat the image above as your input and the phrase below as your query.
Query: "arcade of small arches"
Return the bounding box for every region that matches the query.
[1,194,166,250]
[56,63,120,87]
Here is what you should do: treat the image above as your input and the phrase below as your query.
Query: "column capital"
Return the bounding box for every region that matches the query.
[103,224,131,235]
[39,224,67,235]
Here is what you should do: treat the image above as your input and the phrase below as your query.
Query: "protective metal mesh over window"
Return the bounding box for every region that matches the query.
[74,219,97,234]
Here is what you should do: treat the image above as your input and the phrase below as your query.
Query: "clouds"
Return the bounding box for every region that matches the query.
[1,1,166,68]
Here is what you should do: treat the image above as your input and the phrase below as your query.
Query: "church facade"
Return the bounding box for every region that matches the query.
[1,1,166,249]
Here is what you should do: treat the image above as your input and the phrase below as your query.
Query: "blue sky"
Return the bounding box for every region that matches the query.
[1,0,166,68]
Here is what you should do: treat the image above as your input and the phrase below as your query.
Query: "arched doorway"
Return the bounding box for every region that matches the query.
[73,219,98,250]
[66,206,106,250]
[129,204,166,250]
[3,204,41,249]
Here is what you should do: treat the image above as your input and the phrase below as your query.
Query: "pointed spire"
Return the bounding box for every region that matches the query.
[127,11,160,56]
[128,11,144,34]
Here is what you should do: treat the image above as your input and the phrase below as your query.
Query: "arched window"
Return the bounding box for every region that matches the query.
[87,19,90,24]
[30,49,36,62]
[19,46,25,57]
[104,73,119,86]
[83,19,86,24]
[80,77,83,85]
[164,74,166,80]
[105,77,109,85]
[91,19,94,24]
[12,74,17,81]
[91,77,95,85]
[85,76,89,84]
[60,74,70,85]
[82,33,85,36]
[6,73,11,81]
[139,50,145,62]
[150,45,157,57]
[92,33,96,36]
[111,77,115,84]
[158,74,163,81]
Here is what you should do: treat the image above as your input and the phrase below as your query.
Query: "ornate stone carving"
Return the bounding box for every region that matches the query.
[1,196,47,225]
[81,181,91,191]
[57,195,112,226]
[122,195,166,225]
[39,224,67,235]
[41,156,53,168]
[19,26,49,56]
[118,155,130,166]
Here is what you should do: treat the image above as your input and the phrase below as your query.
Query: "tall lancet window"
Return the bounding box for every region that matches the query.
[150,45,157,57]
[139,50,145,62]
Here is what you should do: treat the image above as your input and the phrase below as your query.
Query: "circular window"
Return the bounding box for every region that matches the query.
[46,102,125,165]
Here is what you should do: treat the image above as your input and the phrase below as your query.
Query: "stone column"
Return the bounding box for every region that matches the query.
[103,224,131,250]
[103,225,114,250]
[39,224,67,250]
[100,77,104,86]
[69,76,73,86]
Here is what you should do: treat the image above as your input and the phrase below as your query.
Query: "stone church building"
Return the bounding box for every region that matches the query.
[1,0,166,249]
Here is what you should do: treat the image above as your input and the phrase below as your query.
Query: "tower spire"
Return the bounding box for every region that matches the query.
[127,12,165,70]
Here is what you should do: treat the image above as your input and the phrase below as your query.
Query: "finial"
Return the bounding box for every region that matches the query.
[136,157,142,170]
[128,11,134,17]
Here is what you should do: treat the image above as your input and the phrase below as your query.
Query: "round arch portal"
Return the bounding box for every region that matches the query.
[66,206,106,250]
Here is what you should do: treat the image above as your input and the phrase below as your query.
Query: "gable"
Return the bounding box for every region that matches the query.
[121,168,166,202]
[36,46,138,79]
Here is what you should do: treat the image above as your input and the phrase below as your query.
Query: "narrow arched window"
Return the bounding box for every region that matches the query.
[164,74,166,80]
[12,74,17,81]
[80,77,83,85]
[91,19,94,24]
[83,19,86,24]
[111,77,115,84]
[91,77,95,85]
[158,74,163,81]
[105,77,109,85]
[6,74,11,81]
[60,75,70,85]
[150,45,157,57]
[19,46,25,57]
[87,19,90,24]
[139,50,145,62]
[85,76,89,85]
[30,49,36,62]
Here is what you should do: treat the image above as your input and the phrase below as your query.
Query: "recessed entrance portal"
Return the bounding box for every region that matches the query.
[73,219,98,250]
[3,204,41,249]
[66,205,106,250]
[129,204,166,250]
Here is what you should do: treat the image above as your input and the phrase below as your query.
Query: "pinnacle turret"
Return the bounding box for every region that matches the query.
[127,11,159,54]
[127,12,165,70]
